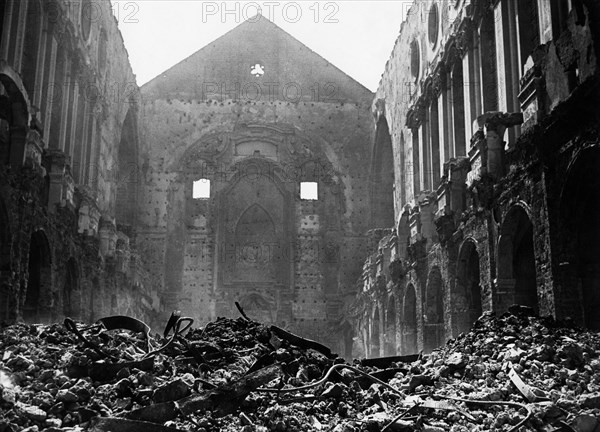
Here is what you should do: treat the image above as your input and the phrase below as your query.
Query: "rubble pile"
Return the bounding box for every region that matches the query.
[1,307,600,432]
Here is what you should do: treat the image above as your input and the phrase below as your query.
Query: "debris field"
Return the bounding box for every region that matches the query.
[1,306,600,432]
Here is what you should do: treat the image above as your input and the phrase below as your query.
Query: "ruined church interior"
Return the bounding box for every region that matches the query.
[1,1,600,430]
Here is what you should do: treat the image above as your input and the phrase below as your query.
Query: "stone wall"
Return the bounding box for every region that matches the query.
[138,98,373,352]
[354,0,600,357]
[0,0,156,326]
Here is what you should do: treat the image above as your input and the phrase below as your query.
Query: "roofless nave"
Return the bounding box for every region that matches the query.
[0,0,599,358]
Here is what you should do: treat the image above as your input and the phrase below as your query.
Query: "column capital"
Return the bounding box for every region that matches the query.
[477,111,524,134]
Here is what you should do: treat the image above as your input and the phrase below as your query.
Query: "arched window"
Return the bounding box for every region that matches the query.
[428,94,441,187]
[22,0,42,101]
[370,117,395,228]
[451,56,466,157]
[116,108,139,229]
[517,1,540,70]
[480,10,498,112]
[80,0,92,41]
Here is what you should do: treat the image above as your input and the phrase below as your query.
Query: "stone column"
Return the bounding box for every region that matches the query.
[45,148,76,211]
[42,34,57,145]
[435,67,449,168]
[482,112,523,179]
[418,112,429,191]
[0,0,15,60]
[457,21,477,146]
[99,218,117,257]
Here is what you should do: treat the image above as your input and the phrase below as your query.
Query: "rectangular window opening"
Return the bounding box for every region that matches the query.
[193,179,211,199]
[300,182,318,200]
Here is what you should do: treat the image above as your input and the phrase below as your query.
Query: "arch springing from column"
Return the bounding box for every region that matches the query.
[559,148,600,329]
[497,205,538,314]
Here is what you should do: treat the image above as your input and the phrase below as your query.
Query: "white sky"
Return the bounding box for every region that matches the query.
[111,1,411,91]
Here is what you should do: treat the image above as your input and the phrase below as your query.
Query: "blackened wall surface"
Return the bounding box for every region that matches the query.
[354,0,600,357]
[138,16,373,353]
[0,0,157,326]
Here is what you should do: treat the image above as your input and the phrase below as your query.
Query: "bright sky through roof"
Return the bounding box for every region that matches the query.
[111,1,410,91]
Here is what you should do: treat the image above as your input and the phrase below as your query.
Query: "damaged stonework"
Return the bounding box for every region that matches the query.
[136,16,373,355]
[0,0,157,325]
[353,0,600,357]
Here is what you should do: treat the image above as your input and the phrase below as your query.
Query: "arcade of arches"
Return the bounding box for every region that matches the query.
[353,0,600,358]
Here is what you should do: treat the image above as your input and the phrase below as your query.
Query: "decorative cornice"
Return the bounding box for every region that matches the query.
[455,19,474,57]
[432,63,447,96]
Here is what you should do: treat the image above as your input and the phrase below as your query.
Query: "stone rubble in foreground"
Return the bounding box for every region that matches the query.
[1,308,600,432]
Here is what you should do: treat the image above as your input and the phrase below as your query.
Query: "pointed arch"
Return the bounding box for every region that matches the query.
[21,0,43,102]
[116,106,139,230]
[233,203,277,283]
[396,209,410,261]
[370,116,395,229]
